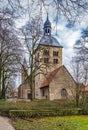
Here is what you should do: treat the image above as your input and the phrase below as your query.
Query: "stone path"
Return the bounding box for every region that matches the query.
[0,116,15,130]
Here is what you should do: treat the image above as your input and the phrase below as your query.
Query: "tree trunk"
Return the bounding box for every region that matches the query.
[30,74,35,100]
[75,83,80,107]
[1,88,5,99]
[1,69,6,99]
[76,93,79,107]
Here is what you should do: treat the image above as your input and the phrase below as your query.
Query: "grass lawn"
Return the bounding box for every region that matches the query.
[12,116,88,130]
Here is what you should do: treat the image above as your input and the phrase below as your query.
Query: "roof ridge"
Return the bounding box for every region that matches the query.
[40,66,63,88]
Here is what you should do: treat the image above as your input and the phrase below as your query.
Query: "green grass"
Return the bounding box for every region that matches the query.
[12,116,88,130]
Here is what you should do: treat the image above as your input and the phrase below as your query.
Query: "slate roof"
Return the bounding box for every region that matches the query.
[39,35,63,47]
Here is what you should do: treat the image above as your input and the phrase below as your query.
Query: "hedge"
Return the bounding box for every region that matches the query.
[9,108,82,119]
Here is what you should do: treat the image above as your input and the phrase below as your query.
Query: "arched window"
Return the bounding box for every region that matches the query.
[61,88,67,97]
[48,29,50,33]
[45,29,47,33]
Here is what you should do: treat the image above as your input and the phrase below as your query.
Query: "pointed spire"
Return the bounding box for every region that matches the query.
[46,12,49,21]
[44,13,51,36]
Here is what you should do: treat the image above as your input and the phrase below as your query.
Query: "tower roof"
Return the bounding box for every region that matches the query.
[44,14,51,28]
[43,14,51,36]
[38,14,63,48]
[39,35,63,47]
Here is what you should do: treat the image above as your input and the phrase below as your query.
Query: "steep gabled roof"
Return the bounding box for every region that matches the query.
[40,66,62,88]
[40,65,76,89]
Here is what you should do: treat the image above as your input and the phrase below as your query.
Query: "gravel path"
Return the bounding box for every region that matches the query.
[0,116,15,130]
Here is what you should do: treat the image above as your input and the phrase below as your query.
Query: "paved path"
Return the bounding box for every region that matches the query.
[0,116,15,130]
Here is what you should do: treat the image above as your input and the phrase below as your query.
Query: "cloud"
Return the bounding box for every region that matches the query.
[51,15,88,67]
[15,18,28,28]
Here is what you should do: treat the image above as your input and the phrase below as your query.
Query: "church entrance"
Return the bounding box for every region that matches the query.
[27,93,32,100]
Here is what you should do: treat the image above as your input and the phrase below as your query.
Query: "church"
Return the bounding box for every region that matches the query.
[18,15,76,100]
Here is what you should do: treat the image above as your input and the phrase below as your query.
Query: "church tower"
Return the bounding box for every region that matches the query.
[35,15,63,99]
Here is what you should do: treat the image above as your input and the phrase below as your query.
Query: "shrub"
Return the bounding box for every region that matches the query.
[9,108,82,119]
[82,103,88,115]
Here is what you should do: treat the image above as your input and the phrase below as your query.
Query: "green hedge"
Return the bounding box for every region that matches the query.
[82,103,88,115]
[9,108,82,119]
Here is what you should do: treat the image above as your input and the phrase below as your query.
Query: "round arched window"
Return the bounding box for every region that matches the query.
[61,88,67,97]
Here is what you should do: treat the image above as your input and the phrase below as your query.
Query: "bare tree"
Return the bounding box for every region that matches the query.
[20,15,44,100]
[41,0,88,21]
[71,59,85,106]
[0,6,23,98]
[10,0,88,28]
[0,30,22,98]
[71,28,88,106]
